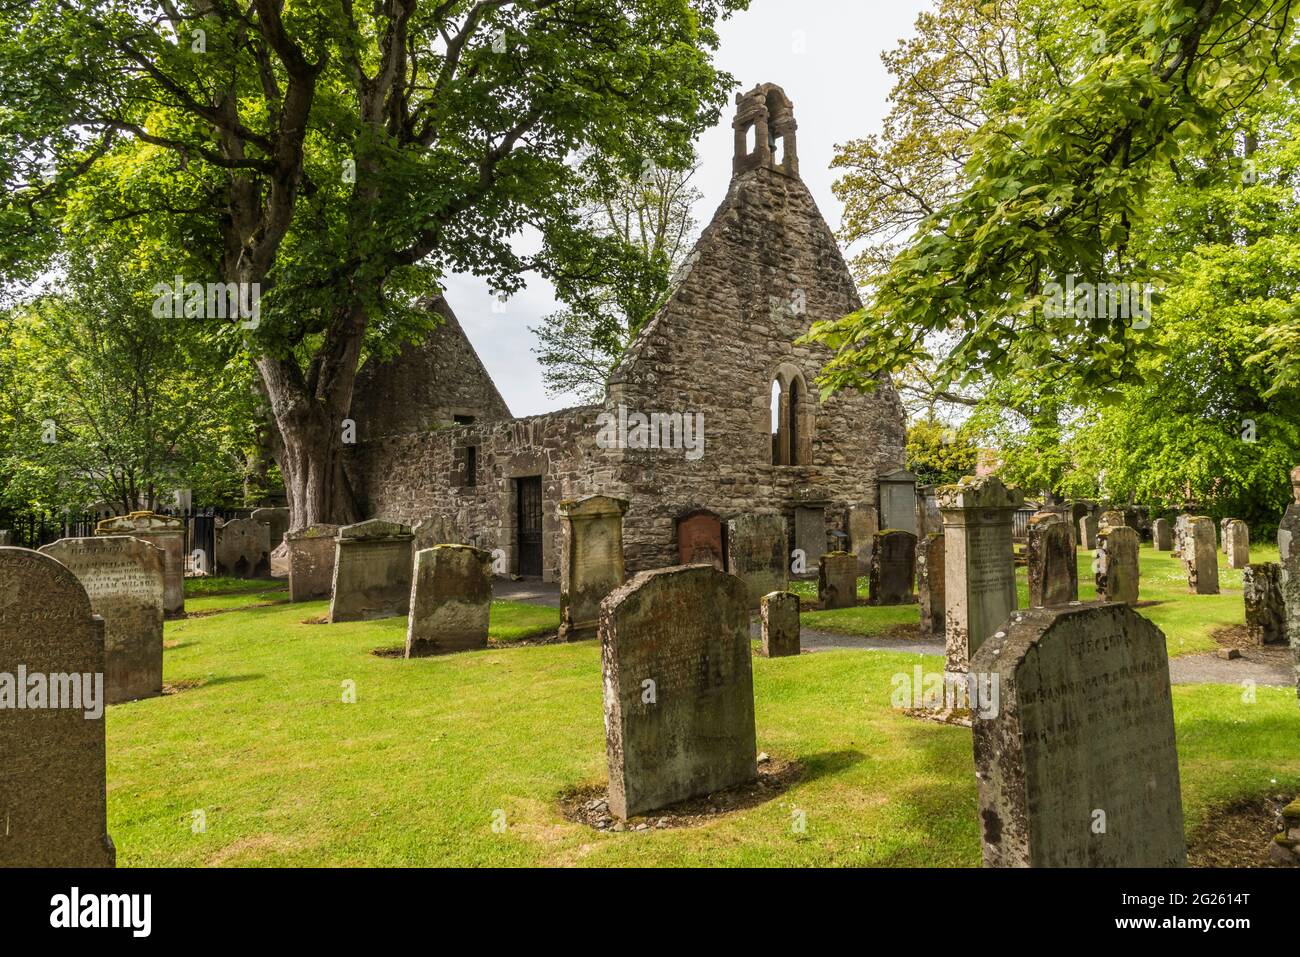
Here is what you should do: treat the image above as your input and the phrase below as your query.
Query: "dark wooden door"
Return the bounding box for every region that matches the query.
[516,476,543,577]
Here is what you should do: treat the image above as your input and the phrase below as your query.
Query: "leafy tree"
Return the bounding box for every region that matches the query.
[905,418,981,487]
[2,0,747,527]
[531,156,700,401]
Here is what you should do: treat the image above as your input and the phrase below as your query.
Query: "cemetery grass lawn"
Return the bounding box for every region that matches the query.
[105,579,1300,867]
[799,546,1266,659]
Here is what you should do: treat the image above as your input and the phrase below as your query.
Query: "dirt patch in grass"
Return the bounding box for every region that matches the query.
[371,646,405,659]
[902,706,973,728]
[163,678,205,695]
[559,755,803,833]
[489,631,562,648]
[1211,625,1294,662]
[302,615,329,625]
[1187,795,1293,867]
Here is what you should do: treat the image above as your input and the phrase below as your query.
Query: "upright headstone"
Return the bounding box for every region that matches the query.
[878,469,919,537]
[0,548,116,866]
[1151,518,1172,551]
[917,531,946,636]
[1279,500,1300,698]
[1027,515,1078,608]
[1078,513,1099,550]
[675,510,724,569]
[725,513,788,609]
[1095,526,1140,605]
[95,511,184,616]
[1174,514,1192,560]
[406,545,492,657]
[846,504,879,574]
[558,495,629,642]
[600,565,757,819]
[818,551,859,609]
[412,516,453,553]
[939,476,1023,673]
[1099,509,1126,531]
[269,540,290,578]
[251,506,291,554]
[868,530,916,606]
[970,603,1186,867]
[285,523,340,602]
[792,505,827,574]
[918,487,943,538]
[215,516,271,578]
[328,519,415,623]
[760,591,800,658]
[38,537,164,704]
[1243,563,1286,646]
[1184,516,1220,595]
[1223,519,1250,569]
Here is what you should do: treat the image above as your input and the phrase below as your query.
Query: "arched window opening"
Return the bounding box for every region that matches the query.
[768,365,812,467]
[787,375,801,462]
[770,379,783,464]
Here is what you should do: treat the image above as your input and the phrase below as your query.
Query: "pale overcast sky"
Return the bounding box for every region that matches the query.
[446,0,935,416]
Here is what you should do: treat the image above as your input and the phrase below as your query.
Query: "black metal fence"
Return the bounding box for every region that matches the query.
[0,505,253,574]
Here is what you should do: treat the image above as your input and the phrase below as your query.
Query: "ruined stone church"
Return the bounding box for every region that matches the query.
[344,84,907,581]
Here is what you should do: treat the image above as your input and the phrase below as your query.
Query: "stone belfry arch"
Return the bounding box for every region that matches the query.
[732,83,799,178]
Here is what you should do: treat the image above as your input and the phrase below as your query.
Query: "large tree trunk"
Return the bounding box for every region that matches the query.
[255,299,368,530]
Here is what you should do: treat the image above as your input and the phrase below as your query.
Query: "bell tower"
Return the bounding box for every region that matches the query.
[732,82,799,178]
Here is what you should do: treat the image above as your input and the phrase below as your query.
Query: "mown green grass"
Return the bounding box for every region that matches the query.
[103,560,1296,867]
[800,544,1263,657]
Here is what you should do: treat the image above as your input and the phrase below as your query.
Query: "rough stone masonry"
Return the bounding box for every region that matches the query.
[970,603,1186,867]
[600,565,757,820]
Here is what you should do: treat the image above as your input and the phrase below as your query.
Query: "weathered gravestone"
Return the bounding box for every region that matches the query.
[939,476,1023,674]
[413,515,454,552]
[1173,514,1192,560]
[878,469,919,537]
[675,509,724,569]
[917,532,946,636]
[846,504,879,574]
[818,551,859,609]
[726,512,788,609]
[215,516,271,578]
[1184,516,1220,595]
[1243,563,1286,646]
[760,591,800,658]
[869,530,916,606]
[251,506,291,554]
[285,524,340,602]
[38,537,164,704]
[328,519,414,623]
[793,505,828,575]
[95,511,184,616]
[600,565,756,820]
[1028,515,1078,608]
[1279,502,1300,698]
[406,545,492,657]
[269,540,290,578]
[0,548,116,866]
[1223,519,1250,569]
[1152,518,1173,551]
[1078,513,1099,550]
[970,602,1186,867]
[1095,525,1140,605]
[559,495,629,642]
[1099,509,1126,531]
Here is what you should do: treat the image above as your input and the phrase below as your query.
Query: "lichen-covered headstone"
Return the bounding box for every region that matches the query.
[285,524,339,602]
[1173,514,1192,560]
[725,512,788,609]
[600,565,756,819]
[917,531,946,636]
[760,591,800,658]
[938,476,1023,674]
[971,602,1186,867]
[868,530,916,606]
[558,495,628,642]
[38,536,164,704]
[1223,519,1250,570]
[1027,515,1078,608]
[0,547,116,866]
[328,519,414,622]
[818,551,859,609]
[1184,516,1220,595]
[1151,518,1172,551]
[1095,526,1140,605]
[1243,563,1286,646]
[95,511,184,616]
[406,546,492,656]
[1099,509,1126,531]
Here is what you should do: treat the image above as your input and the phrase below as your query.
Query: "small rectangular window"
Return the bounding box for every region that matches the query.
[465,445,478,487]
